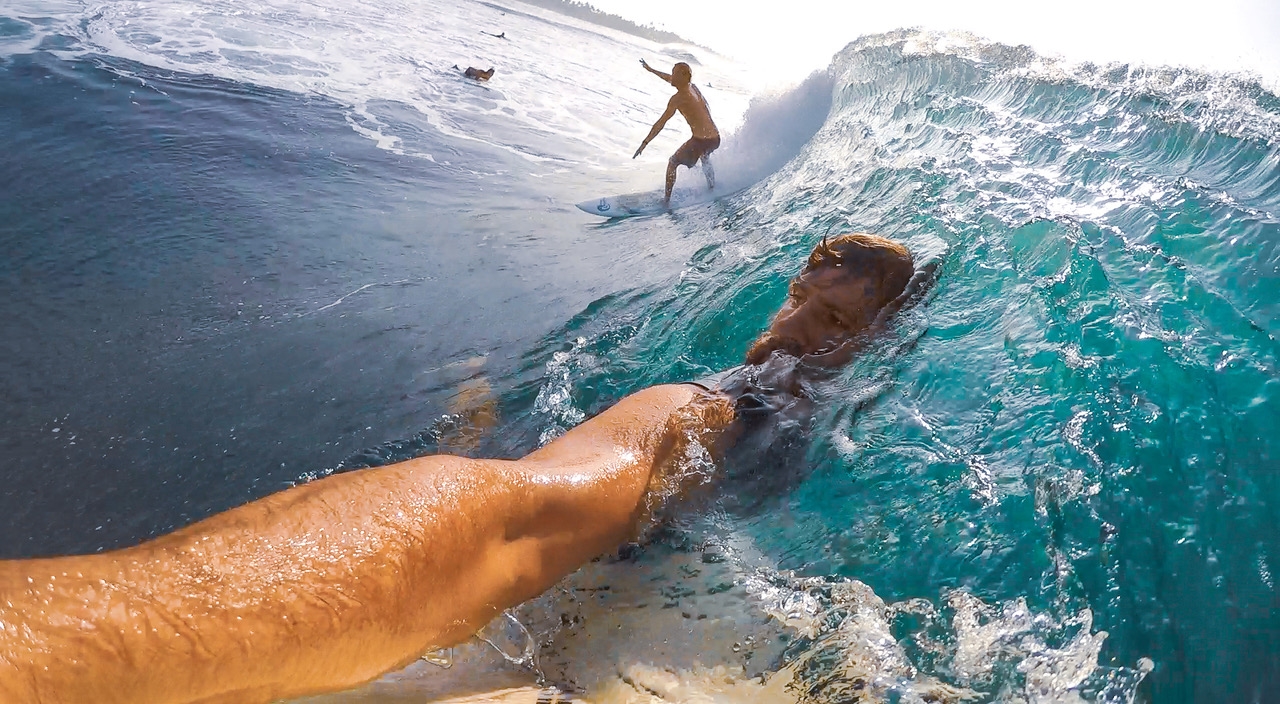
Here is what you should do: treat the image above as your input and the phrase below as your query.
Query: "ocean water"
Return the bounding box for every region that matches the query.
[1,0,1278,702]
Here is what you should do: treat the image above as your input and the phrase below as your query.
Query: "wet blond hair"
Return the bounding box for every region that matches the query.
[804,233,915,309]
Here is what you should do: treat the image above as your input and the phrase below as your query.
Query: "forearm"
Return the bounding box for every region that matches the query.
[644,64,672,83]
[639,122,665,149]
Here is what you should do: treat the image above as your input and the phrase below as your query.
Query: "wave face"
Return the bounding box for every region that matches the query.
[502,30,1280,704]
[1,0,1277,700]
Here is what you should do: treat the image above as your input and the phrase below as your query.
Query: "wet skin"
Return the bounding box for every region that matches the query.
[747,264,881,364]
[0,234,912,704]
[634,61,720,204]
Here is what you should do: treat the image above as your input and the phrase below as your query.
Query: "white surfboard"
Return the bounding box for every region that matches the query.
[575,186,715,219]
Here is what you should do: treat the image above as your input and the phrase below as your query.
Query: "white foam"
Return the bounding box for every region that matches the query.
[2,0,756,179]
[532,336,590,445]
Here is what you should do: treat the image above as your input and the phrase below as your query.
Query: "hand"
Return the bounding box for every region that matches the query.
[639,58,648,69]
[633,145,644,159]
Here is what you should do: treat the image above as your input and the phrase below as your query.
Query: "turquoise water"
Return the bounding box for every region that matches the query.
[490,35,1280,700]
[1,1,1278,700]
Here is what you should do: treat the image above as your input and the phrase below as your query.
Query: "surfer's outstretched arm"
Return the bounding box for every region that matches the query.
[639,57,672,84]
[634,98,678,158]
[0,384,732,704]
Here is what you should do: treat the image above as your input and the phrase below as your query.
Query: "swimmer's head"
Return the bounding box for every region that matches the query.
[672,63,692,87]
[746,233,914,365]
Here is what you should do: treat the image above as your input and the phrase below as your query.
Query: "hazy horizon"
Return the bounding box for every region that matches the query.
[585,0,1280,90]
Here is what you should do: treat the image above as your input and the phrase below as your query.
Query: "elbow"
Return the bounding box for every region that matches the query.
[492,534,578,607]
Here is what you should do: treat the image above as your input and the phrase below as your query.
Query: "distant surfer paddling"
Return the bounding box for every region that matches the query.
[454,65,495,81]
[634,59,720,207]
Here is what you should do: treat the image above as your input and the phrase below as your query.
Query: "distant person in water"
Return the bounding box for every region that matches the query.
[454,65,495,80]
[634,59,720,206]
[482,30,506,39]
[0,235,920,704]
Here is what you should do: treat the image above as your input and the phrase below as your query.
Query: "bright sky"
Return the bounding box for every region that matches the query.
[588,0,1280,90]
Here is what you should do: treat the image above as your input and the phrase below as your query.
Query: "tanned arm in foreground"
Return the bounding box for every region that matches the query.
[0,385,729,704]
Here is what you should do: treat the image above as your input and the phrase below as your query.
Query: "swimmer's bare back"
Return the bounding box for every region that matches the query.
[0,384,732,704]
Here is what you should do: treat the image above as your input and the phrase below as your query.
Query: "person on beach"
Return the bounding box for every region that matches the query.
[0,234,918,704]
[633,60,721,206]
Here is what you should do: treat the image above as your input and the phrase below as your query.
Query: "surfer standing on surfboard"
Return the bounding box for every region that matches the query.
[633,60,720,207]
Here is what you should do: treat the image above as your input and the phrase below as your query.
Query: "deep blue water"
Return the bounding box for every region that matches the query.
[2,5,1279,702]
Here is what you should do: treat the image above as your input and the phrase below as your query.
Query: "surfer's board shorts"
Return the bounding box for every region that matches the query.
[671,135,721,167]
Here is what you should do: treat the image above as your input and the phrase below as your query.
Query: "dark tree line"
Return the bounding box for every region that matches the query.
[515,0,701,48]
